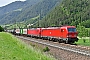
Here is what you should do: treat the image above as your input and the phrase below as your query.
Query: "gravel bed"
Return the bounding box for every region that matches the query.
[17,36,90,60]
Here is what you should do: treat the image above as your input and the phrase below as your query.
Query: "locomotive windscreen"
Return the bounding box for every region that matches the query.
[67,28,76,32]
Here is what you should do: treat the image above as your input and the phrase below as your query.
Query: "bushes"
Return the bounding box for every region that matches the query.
[0,26,4,32]
[43,47,50,52]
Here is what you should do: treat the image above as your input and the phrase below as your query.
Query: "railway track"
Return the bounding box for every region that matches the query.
[16,36,90,57]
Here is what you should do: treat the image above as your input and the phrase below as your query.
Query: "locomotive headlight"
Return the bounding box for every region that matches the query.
[67,34,69,37]
[74,34,77,37]
[67,34,71,37]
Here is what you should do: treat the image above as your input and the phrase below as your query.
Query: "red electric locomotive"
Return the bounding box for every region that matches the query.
[27,28,41,38]
[40,26,78,43]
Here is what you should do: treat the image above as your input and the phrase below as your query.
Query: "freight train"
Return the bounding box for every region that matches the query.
[8,26,78,43]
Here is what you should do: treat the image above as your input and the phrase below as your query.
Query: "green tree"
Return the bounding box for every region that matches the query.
[0,26,4,32]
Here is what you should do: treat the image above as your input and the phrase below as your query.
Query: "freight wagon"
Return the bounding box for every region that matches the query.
[15,28,27,35]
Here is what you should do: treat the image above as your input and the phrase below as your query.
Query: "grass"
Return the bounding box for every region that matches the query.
[0,32,55,60]
[75,39,90,46]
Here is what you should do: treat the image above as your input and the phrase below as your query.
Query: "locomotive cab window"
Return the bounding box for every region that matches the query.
[68,28,76,32]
